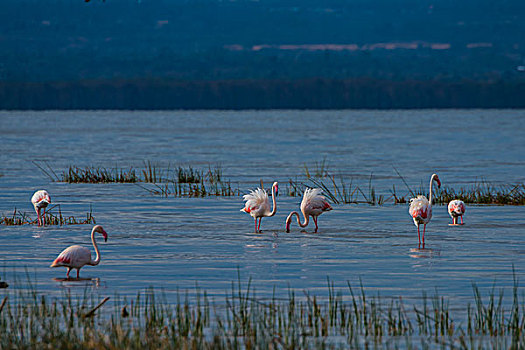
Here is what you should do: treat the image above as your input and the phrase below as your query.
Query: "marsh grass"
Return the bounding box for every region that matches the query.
[33,161,525,204]
[435,182,525,205]
[1,276,524,349]
[62,166,139,183]
[289,173,387,206]
[0,205,96,226]
[34,162,239,197]
[139,165,240,197]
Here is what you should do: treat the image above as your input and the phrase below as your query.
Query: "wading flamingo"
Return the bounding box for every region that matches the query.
[31,190,51,226]
[448,199,466,225]
[409,173,441,246]
[241,182,278,233]
[286,188,332,233]
[50,225,108,279]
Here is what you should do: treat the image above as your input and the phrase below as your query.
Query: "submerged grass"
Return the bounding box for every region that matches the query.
[0,205,96,226]
[1,276,524,349]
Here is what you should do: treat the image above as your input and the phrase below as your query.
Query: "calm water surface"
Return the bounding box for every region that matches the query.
[0,110,524,308]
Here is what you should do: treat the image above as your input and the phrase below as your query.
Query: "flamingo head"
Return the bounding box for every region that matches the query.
[93,225,108,242]
[432,174,441,188]
[285,216,291,233]
[43,193,51,205]
[272,182,279,196]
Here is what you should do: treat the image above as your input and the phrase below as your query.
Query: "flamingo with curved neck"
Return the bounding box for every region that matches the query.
[286,188,332,233]
[408,173,441,247]
[31,190,51,226]
[50,225,108,278]
[241,182,278,233]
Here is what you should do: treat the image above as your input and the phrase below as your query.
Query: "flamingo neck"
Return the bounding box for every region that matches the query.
[90,227,101,266]
[287,211,309,229]
[268,185,277,217]
[429,175,436,207]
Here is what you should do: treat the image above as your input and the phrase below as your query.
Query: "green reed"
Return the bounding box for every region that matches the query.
[0,205,96,226]
[435,182,525,205]
[61,166,139,183]
[288,173,386,206]
[1,275,524,349]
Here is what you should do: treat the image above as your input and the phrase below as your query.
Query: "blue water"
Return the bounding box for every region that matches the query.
[0,110,524,307]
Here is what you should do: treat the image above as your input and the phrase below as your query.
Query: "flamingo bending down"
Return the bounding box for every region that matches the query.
[241,182,278,233]
[408,173,441,246]
[286,188,332,233]
[448,199,466,225]
[31,190,51,226]
[50,225,108,278]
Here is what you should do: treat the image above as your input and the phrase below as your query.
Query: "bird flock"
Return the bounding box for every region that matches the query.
[29,172,464,279]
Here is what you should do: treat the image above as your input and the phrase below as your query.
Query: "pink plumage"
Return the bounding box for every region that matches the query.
[51,225,108,279]
[408,174,441,247]
[448,199,466,225]
[31,190,51,226]
[241,182,278,233]
[286,188,332,233]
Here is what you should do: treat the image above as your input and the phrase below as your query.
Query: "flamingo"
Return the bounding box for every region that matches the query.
[448,199,466,225]
[408,173,441,246]
[241,182,278,233]
[285,188,332,233]
[31,190,51,226]
[50,225,108,279]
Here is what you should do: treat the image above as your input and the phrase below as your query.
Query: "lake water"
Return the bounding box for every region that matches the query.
[1,110,524,308]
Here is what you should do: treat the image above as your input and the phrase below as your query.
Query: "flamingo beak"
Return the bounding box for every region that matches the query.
[102,230,108,242]
[436,179,441,188]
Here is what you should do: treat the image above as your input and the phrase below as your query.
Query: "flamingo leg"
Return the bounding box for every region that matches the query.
[257,218,262,232]
[66,268,71,278]
[423,224,426,246]
[37,208,41,226]
[460,216,463,224]
[42,208,46,226]
[254,218,257,233]
[313,216,318,233]
[417,225,421,244]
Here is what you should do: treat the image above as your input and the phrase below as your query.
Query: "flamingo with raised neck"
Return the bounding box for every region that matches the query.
[50,225,108,279]
[241,182,278,233]
[408,173,441,247]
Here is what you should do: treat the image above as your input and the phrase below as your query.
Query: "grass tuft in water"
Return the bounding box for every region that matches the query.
[435,182,525,205]
[1,205,96,226]
[61,166,139,183]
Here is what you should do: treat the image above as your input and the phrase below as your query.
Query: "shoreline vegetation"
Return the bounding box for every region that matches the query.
[0,276,523,349]
[32,161,525,205]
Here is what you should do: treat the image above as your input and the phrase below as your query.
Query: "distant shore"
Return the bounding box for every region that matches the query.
[1,78,524,110]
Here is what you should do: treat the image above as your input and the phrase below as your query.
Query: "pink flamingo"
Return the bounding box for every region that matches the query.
[241,182,278,233]
[50,225,108,279]
[31,190,51,226]
[409,173,441,246]
[448,199,466,225]
[285,188,332,233]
